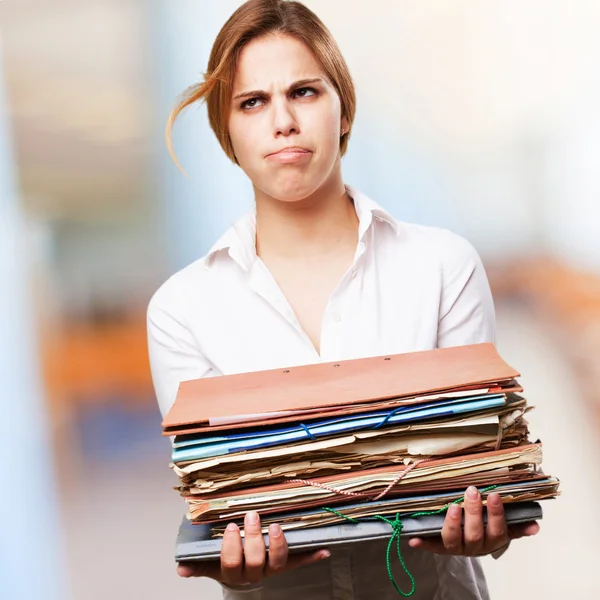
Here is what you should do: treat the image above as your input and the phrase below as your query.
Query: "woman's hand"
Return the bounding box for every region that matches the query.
[177,511,330,584]
[408,487,540,556]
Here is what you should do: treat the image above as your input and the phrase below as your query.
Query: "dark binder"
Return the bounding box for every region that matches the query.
[175,501,543,561]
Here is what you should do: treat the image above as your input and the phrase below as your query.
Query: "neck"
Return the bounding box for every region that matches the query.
[254,174,358,259]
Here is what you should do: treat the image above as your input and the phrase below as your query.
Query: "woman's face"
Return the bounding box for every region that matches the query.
[229,34,348,203]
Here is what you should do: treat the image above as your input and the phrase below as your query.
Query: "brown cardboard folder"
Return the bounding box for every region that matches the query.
[162,343,520,436]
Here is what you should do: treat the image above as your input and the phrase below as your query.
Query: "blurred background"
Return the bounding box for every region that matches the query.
[0,0,598,598]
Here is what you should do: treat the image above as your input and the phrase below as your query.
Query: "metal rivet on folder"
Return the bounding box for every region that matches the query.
[283,370,290,373]
[384,357,391,361]
[333,364,340,367]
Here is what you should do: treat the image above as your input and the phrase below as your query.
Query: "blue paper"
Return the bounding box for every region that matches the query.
[173,394,498,449]
[172,394,506,462]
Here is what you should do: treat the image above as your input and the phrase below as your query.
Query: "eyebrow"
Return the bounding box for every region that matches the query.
[232,77,325,101]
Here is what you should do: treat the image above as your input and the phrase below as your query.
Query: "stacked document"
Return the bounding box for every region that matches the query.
[162,343,559,555]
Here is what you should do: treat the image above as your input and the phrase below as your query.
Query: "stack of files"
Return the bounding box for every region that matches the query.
[161,343,560,557]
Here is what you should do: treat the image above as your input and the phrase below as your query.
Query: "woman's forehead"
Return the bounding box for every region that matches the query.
[232,34,327,94]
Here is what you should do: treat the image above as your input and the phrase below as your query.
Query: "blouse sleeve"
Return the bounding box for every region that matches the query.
[437,232,496,348]
[147,285,213,418]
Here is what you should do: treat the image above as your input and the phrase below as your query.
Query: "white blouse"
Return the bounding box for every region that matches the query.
[147,185,496,600]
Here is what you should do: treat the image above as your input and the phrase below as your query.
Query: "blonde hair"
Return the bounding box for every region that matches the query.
[166,0,356,167]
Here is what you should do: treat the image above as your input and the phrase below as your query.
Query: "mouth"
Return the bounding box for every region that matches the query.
[265,146,313,164]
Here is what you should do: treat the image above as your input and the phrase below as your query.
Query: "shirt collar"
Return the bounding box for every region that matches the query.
[206,185,398,272]
[346,184,399,241]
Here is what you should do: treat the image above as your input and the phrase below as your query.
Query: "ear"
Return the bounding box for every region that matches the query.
[340,115,349,137]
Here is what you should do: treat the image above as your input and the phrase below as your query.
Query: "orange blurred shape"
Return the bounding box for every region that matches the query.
[41,312,154,411]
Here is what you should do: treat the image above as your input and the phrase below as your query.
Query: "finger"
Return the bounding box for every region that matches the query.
[242,511,267,583]
[484,493,509,549]
[463,487,484,555]
[508,521,540,540]
[408,537,447,553]
[177,560,220,579]
[285,548,331,571]
[440,503,463,554]
[265,524,288,574]
[220,522,244,584]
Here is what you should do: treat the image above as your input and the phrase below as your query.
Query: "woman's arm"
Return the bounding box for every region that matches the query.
[146,287,329,589]
[412,232,539,558]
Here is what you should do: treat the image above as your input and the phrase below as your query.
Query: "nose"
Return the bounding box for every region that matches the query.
[272,97,299,138]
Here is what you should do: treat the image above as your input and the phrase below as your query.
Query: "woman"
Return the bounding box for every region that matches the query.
[147,1,539,598]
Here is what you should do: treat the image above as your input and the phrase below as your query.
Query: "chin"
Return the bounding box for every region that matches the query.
[258,177,323,204]
[247,156,340,204]
[273,188,316,203]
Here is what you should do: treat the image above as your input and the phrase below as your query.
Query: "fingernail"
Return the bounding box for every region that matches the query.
[226,522,239,532]
[467,486,479,500]
[269,523,282,538]
[177,564,192,578]
[246,511,259,526]
[319,550,331,559]
[449,504,462,518]
[408,538,421,548]
[528,522,540,535]
[488,493,502,507]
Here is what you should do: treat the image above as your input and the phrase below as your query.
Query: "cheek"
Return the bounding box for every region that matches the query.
[229,121,264,180]
[309,103,342,157]
[312,97,342,139]
[228,118,246,159]
[230,116,267,166]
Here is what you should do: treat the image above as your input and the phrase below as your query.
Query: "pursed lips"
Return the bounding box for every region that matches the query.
[265,146,312,163]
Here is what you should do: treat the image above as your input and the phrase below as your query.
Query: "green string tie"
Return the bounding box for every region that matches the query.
[322,485,498,597]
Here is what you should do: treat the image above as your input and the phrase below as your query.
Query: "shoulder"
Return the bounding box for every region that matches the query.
[147,207,251,317]
[147,255,212,324]
[393,220,482,273]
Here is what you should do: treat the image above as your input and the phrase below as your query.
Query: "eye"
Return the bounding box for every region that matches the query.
[240,97,265,110]
[293,87,317,99]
